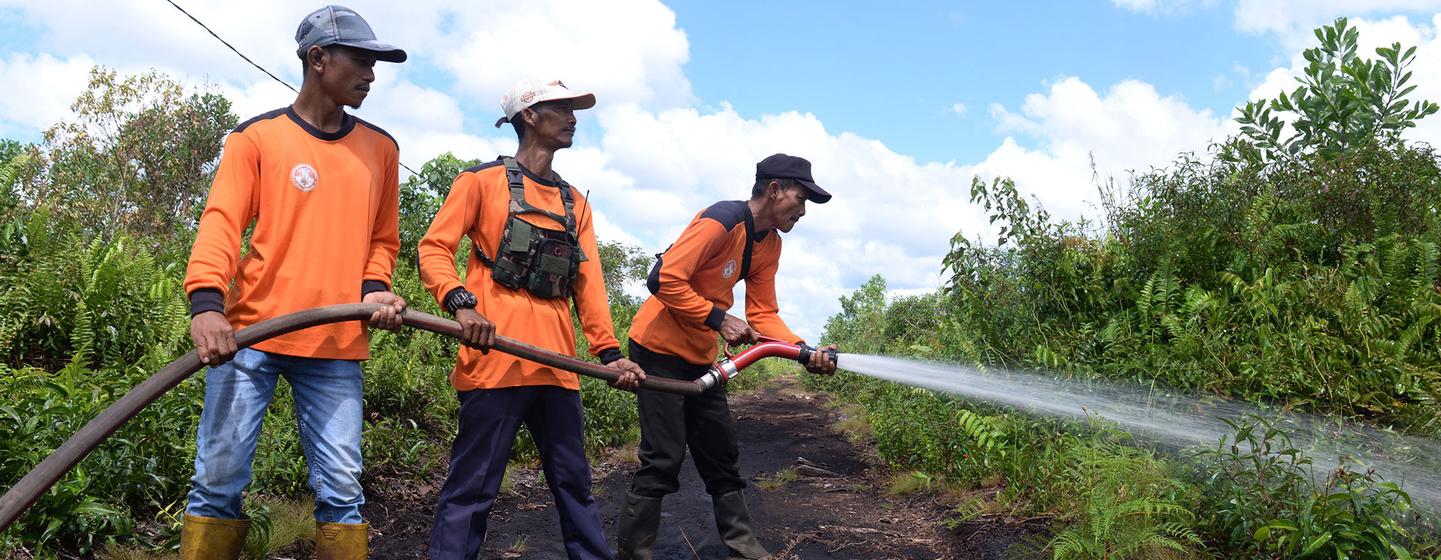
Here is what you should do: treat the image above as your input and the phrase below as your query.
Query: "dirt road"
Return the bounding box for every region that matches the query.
[360,375,1047,559]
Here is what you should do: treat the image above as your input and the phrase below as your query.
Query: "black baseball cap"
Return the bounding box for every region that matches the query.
[295,5,407,63]
[755,153,831,203]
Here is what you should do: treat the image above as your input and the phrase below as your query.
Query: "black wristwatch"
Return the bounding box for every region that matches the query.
[443,288,478,315]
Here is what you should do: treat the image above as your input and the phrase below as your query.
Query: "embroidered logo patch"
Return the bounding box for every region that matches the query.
[722,259,737,279]
[291,163,317,192]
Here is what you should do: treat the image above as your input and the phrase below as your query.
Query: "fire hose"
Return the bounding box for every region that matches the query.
[0,303,835,532]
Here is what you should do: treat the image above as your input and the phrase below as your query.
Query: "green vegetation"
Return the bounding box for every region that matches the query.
[1196,416,1421,559]
[813,18,1441,559]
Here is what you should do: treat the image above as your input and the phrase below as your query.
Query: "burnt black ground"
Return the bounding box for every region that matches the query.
[359,375,1049,559]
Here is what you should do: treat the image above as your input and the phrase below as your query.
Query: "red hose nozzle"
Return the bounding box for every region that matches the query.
[696,338,838,390]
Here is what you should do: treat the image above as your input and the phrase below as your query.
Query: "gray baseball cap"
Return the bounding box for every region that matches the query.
[295,5,407,63]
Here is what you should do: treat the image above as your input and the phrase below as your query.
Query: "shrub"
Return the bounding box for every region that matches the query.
[1195,415,1419,559]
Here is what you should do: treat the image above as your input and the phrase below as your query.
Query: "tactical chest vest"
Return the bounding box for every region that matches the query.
[475,157,586,299]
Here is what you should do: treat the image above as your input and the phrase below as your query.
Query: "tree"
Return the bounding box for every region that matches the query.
[1235,18,1439,163]
[0,139,24,168]
[24,67,236,241]
[823,274,888,354]
[597,241,652,308]
[397,152,482,265]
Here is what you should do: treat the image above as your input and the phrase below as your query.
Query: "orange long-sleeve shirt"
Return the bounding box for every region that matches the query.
[629,200,802,366]
[418,159,621,391]
[183,107,400,360]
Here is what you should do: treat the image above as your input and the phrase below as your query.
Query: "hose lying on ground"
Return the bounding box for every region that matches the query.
[0,303,706,532]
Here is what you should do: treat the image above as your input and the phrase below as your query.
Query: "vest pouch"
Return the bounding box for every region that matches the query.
[490,215,532,291]
[526,232,579,299]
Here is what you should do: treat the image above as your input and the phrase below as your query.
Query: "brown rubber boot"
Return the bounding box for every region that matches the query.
[616,491,663,560]
[315,521,368,560]
[712,490,771,560]
[179,514,250,560]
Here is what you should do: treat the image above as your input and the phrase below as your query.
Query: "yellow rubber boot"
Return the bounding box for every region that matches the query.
[179,514,250,560]
[315,521,369,560]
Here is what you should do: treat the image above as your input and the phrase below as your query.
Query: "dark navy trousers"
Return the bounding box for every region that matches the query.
[428,385,610,560]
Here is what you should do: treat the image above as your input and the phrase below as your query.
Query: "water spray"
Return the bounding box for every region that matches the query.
[834,353,1441,508]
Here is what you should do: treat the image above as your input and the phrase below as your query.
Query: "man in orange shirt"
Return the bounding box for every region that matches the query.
[617,154,838,560]
[418,78,644,560]
[179,6,406,558]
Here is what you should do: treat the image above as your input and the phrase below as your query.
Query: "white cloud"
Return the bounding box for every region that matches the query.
[1246,66,1298,104]
[0,0,305,85]
[592,103,982,250]
[0,52,94,138]
[951,102,968,116]
[1235,0,1441,45]
[1111,0,1215,15]
[348,75,511,168]
[984,77,1232,220]
[0,0,692,114]
[213,80,296,123]
[0,0,693,181]
[1113,0,1159,11]
[428,0,693,110]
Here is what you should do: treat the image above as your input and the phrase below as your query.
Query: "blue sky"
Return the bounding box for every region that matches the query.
[669,0,1276,163]
[4,0,1441,340]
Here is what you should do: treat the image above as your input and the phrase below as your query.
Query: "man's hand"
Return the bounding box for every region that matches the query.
[455,307,496,353]
[190,311,237,366]
[363,291,407,331]
[719,314,758,346]
[805,344,839,375]
[607,358,647,392]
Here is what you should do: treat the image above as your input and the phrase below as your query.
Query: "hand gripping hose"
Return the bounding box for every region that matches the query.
[0,303,706,532]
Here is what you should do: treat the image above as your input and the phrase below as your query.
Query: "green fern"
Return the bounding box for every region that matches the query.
[0,151,29,192]
[1049,439,1201,560]
[1137,274,1156,320]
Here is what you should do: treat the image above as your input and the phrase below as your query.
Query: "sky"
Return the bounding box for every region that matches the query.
[4,0,1441,342]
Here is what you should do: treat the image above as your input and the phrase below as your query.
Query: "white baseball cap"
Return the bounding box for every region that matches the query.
[494,78,597,128]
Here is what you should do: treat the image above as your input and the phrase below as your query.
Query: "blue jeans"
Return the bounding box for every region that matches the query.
[185,348,365,524]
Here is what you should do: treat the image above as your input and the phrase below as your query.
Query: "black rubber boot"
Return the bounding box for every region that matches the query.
[616,491,663,560]
[712,490,771,559]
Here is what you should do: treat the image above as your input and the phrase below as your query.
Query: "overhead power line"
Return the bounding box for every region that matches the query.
[163,0,420,176]
[164,0,298,95]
